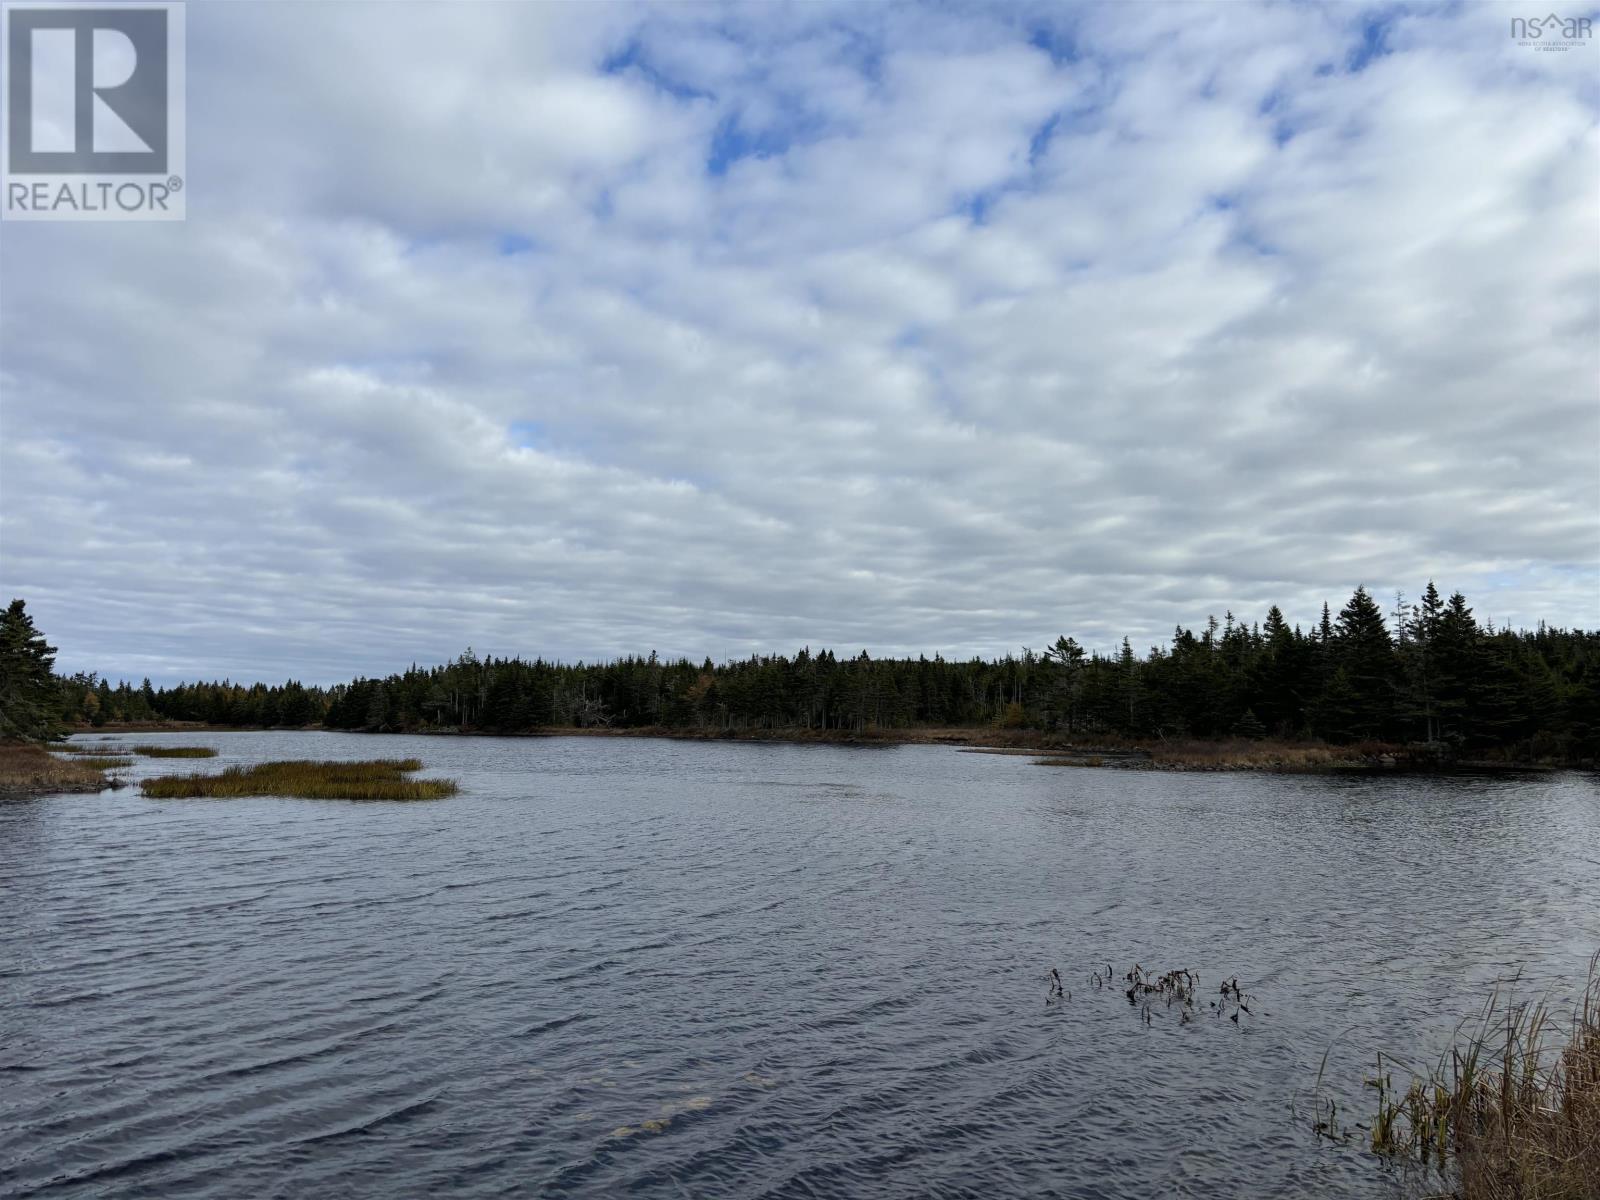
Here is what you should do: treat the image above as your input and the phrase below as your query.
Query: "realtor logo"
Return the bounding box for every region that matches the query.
[2,1,185,220]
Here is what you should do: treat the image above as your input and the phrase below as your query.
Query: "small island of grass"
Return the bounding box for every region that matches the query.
[140,758,458,801]
[129,745,218,758]
[0,742,122,794]
[67,754,135,769]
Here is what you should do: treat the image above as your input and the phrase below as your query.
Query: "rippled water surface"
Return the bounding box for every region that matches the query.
[3,733,1597,1198]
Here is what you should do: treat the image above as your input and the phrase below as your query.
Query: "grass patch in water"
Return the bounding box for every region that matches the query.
[1133,739,1396,771]
[1148,739,1388,771]
[1031,738,1408,772]
[1343,954,1600,1198]
[0,742,120,793]
[130,745,218,758]
[140,758,457,801]
[59,754,134,769]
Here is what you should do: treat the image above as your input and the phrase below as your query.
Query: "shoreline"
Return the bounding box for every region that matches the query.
[70,723,1578,775]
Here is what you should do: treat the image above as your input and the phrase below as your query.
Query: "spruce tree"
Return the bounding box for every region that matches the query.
[0,600,63,741]
[1232,708,1266,739]
[1432,592,1480,743]
[1401,581,1446,742]
[1327,586,1396,741]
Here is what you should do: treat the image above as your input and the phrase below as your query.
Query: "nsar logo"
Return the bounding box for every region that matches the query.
[1510,12,1594,50]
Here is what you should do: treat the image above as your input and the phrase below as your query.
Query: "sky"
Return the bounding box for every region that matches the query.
[0,0,1596,686]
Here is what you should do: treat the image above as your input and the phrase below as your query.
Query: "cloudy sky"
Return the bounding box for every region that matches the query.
[1,1,1596,685]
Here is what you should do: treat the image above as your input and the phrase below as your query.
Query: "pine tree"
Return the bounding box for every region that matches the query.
[1323,587,1396,741]
[1432,592,1480,744]
[0,600,63,741]
[1044,636,1086,732]
[1249,605,1302,735]
[1400,581,1446,742]
[1116,636,1140,733]
[1232,708,1266,739]
[366,682,391,732]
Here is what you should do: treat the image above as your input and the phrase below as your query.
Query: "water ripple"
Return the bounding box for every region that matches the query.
[2,732,1596,1198]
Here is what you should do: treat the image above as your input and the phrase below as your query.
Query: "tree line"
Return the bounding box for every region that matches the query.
[22,584,1600,762]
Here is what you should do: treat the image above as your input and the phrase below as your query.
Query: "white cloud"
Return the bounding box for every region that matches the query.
[1,0,1595,683]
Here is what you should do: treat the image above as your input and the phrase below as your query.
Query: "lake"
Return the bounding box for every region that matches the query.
[2,732,1596,1198]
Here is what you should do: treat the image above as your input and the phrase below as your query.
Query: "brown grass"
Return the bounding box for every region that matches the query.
[0,742,119,793]
[130,745,218,758]
[140,758,458,801]
[964,733,1417,773]
[1369,954,1600,1199]
[64,755,134,769]
[1148,739,1363,770]
[1152,737,1409,770]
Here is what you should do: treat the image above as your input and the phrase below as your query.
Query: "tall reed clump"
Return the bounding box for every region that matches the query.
[1368,954,1600,1199]
[140,758,458,801]
[130,745,218,758]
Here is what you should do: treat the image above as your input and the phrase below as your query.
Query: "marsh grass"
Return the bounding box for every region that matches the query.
[61,745,133,757]
[1367,954,1600,1199]
[130,745,218,758]
[0,742,119,793]
[1145,738,1399,771]
[1030,738,1405,772]
[58,755,134,769]
[140,758,458,801]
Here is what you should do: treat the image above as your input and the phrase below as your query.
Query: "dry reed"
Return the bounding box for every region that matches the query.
[1368,954,1600,1199]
